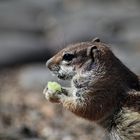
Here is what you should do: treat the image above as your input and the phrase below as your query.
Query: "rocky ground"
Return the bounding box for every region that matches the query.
[0,65,106,140]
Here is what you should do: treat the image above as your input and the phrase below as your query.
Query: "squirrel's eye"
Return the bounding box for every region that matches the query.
[63,53,75,61]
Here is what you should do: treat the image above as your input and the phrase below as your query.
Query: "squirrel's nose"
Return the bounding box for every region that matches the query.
[46,58,60,71]
[46,58,52,68]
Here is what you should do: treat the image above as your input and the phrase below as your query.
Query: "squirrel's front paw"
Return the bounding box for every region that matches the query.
[43,86,62,103]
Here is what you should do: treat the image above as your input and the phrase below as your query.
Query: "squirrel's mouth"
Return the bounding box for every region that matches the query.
[57,67,76,80]
[58,74,67,80]
[50,70,73,80]
[57,73,73,80]
[49,65,76,80]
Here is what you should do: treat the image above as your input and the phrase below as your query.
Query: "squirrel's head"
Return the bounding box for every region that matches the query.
[46,38,114,80]
[46,38,139,91]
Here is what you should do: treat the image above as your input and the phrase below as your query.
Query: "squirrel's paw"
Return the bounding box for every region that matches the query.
[43,86,62,103]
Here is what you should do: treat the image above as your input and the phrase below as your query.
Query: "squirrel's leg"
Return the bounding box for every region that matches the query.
[44,86,86,106]
[44,87,101,120]
[59,88,88,116]
[44,86,74,103]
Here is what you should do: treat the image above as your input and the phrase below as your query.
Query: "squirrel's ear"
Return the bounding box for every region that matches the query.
[91,37,100,43]
[87,45,98,59]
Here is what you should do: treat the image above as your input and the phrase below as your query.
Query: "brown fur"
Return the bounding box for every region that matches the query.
[45,38,140,140]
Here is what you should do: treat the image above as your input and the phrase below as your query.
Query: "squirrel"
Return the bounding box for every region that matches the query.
[44,38,140,140]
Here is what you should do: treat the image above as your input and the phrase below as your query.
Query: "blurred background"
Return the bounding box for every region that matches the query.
[0,0,140,140]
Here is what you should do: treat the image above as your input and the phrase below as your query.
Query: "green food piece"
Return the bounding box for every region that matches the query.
[47,82,62,92]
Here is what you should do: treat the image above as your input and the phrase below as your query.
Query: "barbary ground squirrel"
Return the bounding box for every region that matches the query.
[44,38,140,140]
